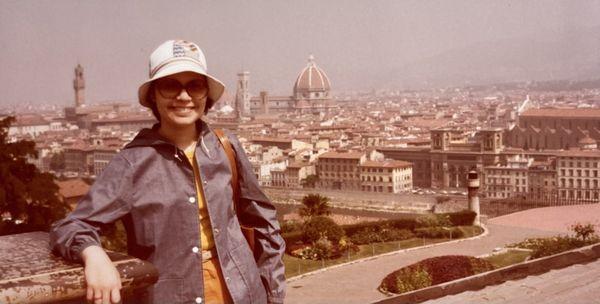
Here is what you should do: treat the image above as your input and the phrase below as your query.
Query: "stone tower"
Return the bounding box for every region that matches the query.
[235,71,251,118]
[73,64,85,107]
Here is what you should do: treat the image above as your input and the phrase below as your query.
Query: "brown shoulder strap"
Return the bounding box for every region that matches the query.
[213,129,240,209]
[213,128,256,251]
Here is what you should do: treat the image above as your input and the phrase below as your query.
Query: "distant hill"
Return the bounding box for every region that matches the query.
[381,26,600,89]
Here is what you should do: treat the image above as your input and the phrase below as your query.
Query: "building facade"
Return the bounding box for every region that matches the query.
[359,160,413,193]
[317,151,366,190]
[556,150,600,202]
[506,108,600,150]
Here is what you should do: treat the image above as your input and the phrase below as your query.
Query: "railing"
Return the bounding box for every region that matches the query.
[0,232,158,304]
[481,196,600,218]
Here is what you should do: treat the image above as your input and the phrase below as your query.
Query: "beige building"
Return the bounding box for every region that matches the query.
[556,150,600,202]
[285,162,316,189]
[359,160,413,193]
[317,151,366,190]
[483,155,531,199]
[527,160,557,200]
[271,168,286,187]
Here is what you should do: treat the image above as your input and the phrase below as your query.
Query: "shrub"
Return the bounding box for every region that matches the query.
[509,235,598,259]
[445,210,477,226]
[302,216,345,244]
[342,217,419,236]
[416,214,443,228]
[381,228,414,242]
[282,230,304,249]
[414,227,463,239]
[349,227,381,245]
[390,266,432,294]
[281,220,302,233]
[379,255,494,294]
[312,237,334,259]
[570,222,597,242]
[349,226,414,245]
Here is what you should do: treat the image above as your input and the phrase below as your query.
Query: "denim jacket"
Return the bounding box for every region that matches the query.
[49,120,286,304]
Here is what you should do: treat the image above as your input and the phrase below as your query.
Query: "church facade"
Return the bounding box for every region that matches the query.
[233,55,336,116]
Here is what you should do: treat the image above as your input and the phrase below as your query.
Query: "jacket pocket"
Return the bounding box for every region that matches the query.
[229,243,267,303]
[148,277,184,303]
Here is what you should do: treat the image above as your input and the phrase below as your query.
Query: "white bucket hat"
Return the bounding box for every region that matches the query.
[138,40,225,109]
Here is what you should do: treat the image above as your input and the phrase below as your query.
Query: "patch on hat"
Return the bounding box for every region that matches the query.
[173,40,199,59]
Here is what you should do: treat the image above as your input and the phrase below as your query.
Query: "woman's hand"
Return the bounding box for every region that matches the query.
[81,245,122,304]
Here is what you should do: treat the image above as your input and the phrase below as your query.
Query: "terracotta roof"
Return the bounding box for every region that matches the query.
[360,160,412,168]
[521,108,600,118]
[250,137,292,143]
[287,162,310,169]
[556,149,600,158]
[294,55,331,92]
[14,115,48,126]
[57,178,90,199]
[319,151,365,159]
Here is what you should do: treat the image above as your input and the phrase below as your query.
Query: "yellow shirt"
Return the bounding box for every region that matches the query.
[184,148,215,250]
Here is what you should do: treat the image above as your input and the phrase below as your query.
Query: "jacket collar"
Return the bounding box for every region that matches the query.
[124,119,212,149]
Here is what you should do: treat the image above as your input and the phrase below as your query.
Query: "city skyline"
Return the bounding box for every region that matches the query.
[1,0,600,107]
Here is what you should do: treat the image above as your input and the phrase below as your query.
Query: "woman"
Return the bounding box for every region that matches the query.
[50,40,286,304]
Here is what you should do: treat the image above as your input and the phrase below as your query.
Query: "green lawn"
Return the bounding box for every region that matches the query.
[484,250,531,269]
[285,225,484,279]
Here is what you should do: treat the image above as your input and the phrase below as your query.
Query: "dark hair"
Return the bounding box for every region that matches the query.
[147,83,213,121]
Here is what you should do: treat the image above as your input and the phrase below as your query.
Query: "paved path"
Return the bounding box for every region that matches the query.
[286,204,600,304]
[488,203,600,233]
[286,224,557,304]
[426,259,600,304]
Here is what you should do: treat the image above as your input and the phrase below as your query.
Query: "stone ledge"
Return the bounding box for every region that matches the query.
[371,242,600,304]
[0,232,158,304]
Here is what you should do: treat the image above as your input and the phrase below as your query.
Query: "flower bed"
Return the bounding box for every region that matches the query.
[379,255,495,294]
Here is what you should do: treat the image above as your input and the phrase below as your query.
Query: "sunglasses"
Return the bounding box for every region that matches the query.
[155,78,209,99]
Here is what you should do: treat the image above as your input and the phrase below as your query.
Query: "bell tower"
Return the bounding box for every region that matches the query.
[73,64,85,107]
[235,71,251,118]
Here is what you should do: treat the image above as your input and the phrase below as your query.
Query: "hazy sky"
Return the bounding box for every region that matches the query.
[1,0,600,107]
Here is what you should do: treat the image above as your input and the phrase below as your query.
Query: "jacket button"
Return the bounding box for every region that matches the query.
[203,180,208,185]
[192,246,199,253]
[188,197,196,204]
[214,228,219,234]
[225,277,231,282]
[195,297,203,303]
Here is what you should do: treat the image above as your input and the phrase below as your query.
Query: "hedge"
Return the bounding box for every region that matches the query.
[443,210,477,226]
[414,227,464,239]
[282,210,477,246]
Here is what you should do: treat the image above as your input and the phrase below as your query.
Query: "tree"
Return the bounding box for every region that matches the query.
[302,216,344,244]
[0,116,69,235]
[298,193,331,218]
